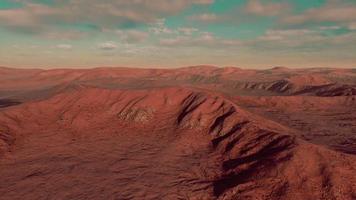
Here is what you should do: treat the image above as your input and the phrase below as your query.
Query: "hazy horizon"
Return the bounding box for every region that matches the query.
[1,65,356,71]
[1,0,356,69]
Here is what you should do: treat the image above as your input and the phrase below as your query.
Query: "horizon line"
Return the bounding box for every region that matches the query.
[1,65,355,71]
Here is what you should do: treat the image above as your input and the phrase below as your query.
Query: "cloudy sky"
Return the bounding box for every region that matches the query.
[0,0,355,69]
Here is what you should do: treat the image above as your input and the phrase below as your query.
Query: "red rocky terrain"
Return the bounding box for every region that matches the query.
[0,66,355,199]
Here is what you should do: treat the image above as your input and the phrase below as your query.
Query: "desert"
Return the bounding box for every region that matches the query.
[0,66,355,199]
[1,0,356,199]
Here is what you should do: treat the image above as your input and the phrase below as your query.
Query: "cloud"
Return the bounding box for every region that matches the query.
[56,44,73,50]
[281,1,356,25]
[348,23,356,30]
[42,30,87,40]
[257,29,323,45]
[159,32,242,48]
[245,0,291,16]
[0,4,46,33]
[189,13,219,23]
[328,32,356,44]
[248,27,356,51]
[116,30,149,43]
[0,0,214,35]
[159,32,214,46]
[178,27,199,35]
[149,18,175,34]
[259,29,318,40]
[319,26,341,30]
[188,1,290,25]
[97,42,118,50]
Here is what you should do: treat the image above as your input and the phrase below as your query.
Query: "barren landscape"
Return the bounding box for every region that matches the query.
[0,66,355,199]
[1,0,356,198]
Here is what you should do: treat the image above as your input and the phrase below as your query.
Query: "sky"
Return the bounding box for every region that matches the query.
[0,0,355,69]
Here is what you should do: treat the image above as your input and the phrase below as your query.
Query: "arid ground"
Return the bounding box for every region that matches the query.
[0,66,355,200]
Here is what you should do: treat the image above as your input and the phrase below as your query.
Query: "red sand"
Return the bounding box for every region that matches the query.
[0,66,355,199]
[0,86,355,199]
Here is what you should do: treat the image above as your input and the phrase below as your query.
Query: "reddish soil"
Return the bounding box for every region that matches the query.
[235,95,356,154]
[0,66,355,199]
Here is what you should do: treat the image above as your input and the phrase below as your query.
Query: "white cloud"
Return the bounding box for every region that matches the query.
[116,30,149,43]
[245,0,290,16]
[149,18,175,34]
[261,29,316,38]
[43,30,87,40]
[189,13,218,23]
[159,32,216,46]
[200,32,215,41]
[178,27,199,35]
[329,32,356,44]
[0,0,214,34]
[159,31,242,48]
[348,23,356,30]
[251,27,356,50]
[319,26,341,30]
[281,2,356,24]
[56,44,73,50]
[98,42,118,50]
[256,29,323,47]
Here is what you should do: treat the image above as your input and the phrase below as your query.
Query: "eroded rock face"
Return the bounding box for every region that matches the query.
[0,87,355,200]
[0,99,21,108]
[235,95,356,154]
[117,107,155,122]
